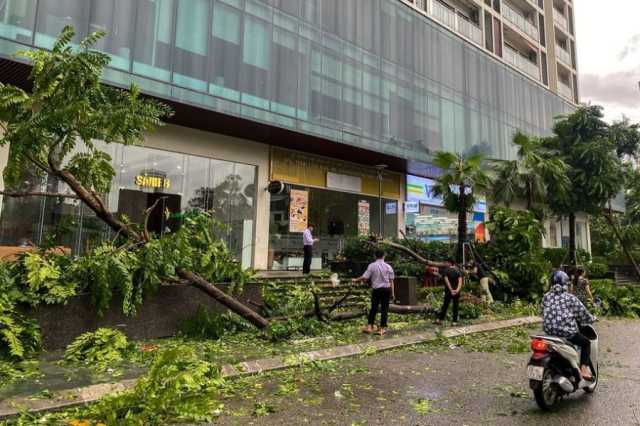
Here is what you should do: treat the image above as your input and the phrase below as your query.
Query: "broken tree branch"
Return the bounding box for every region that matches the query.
[0,190,79,198]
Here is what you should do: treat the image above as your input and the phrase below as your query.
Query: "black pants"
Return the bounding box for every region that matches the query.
[438,290,460,322]
[568,332,591,367]
[368,288,391,327]
[302,245,312,274]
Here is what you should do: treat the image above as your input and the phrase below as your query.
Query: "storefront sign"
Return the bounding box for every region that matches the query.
[327,172,362,193]
[385,202,397,215]
[289,189,309,233]
[406,175,443,206]
[405,201,419,213]
[135,174,171,189]
[358,200,370,236]
[406,175,486,212]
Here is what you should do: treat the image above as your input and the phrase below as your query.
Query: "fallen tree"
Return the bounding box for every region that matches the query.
[0,27,270,328]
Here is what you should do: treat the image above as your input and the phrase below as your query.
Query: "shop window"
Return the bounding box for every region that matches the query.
[268,185,398,270]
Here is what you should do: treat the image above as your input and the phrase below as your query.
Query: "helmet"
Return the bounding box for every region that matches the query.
[552,270,569,285]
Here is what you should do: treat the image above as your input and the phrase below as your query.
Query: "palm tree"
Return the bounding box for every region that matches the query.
[432,151,492,263]
[491,131,570,216]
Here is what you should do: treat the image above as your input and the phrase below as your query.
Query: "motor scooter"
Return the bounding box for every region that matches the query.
[527,324,598,410]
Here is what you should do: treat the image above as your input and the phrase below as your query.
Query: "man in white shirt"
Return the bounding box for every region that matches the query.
[302,224,318,274]
[353,250,395,336]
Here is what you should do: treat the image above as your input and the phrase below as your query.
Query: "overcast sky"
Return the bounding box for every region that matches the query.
[576,0,640,123]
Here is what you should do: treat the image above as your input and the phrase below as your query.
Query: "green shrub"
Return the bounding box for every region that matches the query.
[64,328,130,370]
[459,302,482,320]
[591,279,640,318]
[85,347,225,424]
[180,306,251,340]
[586,262,609,279]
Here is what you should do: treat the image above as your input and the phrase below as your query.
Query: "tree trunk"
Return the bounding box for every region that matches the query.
[568,212,577,266]
[56,169,140,241]
[527,179,534,211]
[176,268,269,329]
[603,212,640,281]
[457,183,467,264]
[50,167,269,329]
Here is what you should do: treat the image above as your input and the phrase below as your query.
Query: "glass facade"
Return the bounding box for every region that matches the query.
[0,144,257,267]
[269,185,398,270]
[0,0,573,164]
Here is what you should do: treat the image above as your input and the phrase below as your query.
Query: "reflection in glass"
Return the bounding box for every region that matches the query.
[89,0,135,71]
[0,0,37,43]
[35,0,89,49]
[133,0,175,81]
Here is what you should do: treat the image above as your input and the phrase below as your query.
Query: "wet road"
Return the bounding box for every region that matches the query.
[217,319,640,425]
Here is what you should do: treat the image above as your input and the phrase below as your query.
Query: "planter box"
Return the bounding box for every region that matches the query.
[25,283,263,350]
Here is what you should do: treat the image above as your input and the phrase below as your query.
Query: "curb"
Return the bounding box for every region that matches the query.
[0,315,541,419]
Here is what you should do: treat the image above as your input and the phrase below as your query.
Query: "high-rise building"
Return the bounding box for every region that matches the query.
[405,0,578,104]
[0,0,586,270]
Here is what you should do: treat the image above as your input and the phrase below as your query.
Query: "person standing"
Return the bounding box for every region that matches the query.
[471,261,494,304]
[353,250,395,336]
[302,224,318,274]
[434,258,463,326]
[572,267,593,306]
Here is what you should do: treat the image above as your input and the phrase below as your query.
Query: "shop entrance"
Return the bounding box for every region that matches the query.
[118,189,182,236]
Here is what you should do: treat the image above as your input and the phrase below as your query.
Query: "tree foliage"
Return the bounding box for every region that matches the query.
[0,26,171,194]
[432,151,491,262]
[491,131,569,214]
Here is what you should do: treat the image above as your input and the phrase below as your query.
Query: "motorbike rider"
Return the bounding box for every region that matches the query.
[542,270,596,380]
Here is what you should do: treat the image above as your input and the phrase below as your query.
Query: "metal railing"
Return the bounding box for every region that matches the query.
[555,44,572,67]
[558,80,574,101]
[458,15,483,46]
[430,0,483,46]
[431,0,456,30]
[503,45,540,80]
[553,7,568,30]
[502,1,539,41]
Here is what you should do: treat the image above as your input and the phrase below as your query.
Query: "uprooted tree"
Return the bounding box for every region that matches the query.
[0,27,269,329]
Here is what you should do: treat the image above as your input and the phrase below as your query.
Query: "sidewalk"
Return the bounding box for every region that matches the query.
[0,316,541,419]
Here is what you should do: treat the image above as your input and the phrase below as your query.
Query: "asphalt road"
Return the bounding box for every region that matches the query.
[217,319,640,426]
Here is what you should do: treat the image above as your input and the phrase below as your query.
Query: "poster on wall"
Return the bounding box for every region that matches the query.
[358,200,370,236]
[289,189,309,233]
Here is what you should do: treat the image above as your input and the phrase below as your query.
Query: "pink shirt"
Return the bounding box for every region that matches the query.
[363,259,395,289]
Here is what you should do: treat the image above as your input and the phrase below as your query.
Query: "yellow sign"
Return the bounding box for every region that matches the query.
[135,175,171,189]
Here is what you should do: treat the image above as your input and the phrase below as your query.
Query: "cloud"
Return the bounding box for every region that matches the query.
[579,68,640,111]
[618,34,640,61]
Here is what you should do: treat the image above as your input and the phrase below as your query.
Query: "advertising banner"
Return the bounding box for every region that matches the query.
[289,189,309,233]
[358,200,370,236]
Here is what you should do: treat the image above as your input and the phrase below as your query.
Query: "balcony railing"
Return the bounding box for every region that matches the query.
[502,1,539,41]
[556,44,572,67]
[558,80,574,101]
[431,0,456,30]
[503,45,540,80]
[553,8,568,30]
[430,0,483,46]
[457,16,483,46]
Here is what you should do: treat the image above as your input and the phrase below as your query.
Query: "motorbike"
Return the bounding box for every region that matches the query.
[527,324,599,410]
